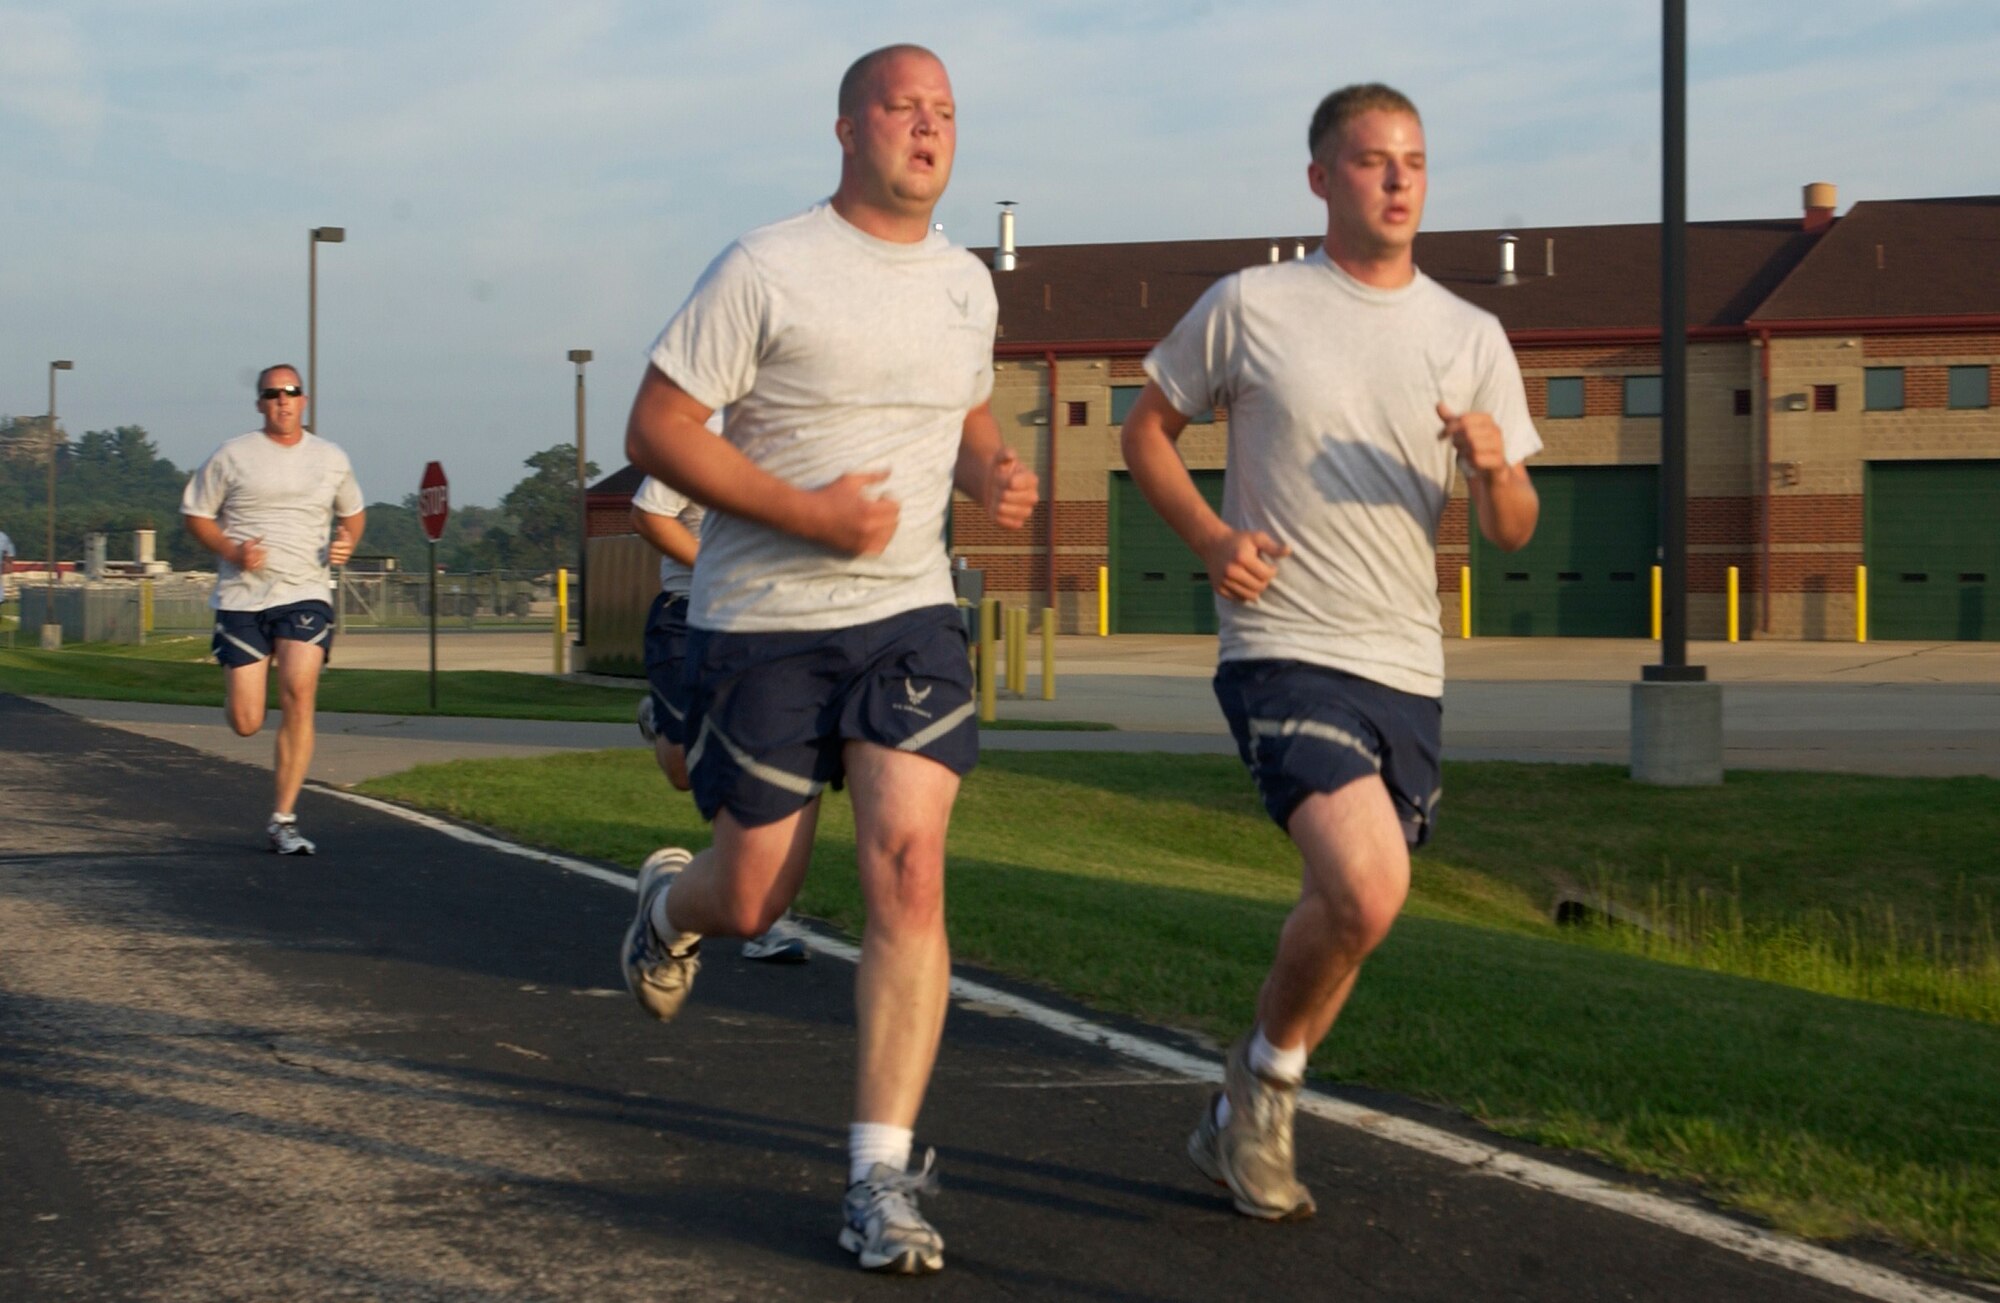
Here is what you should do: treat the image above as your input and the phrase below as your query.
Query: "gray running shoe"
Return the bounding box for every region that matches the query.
[636,694,659,743]
[840,1151,944,1275]
[620,848,700,1021]
[268,818,316,856]
[741,913,810,964]
[1186,1036,1315,1220]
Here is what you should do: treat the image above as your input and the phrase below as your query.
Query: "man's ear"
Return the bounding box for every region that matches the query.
[1306,159,1330,202]
[835,115,855,154]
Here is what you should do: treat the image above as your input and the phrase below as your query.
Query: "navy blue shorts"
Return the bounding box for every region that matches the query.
[1213,659,1442,847]
[211,600,335,668]
[683,604,977,828]
[642,591,695,747]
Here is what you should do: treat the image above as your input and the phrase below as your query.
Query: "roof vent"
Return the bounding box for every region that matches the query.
[1497,232,1519,286]
[995,201,1017,272]
[1545,237,1556,277]
[1293,241,1306,260]
[1803,182,1837,234]
[1267,242,1280,263]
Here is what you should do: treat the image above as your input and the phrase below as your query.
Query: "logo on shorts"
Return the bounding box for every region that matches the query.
[296,612,317,629]
[893,678,935,720]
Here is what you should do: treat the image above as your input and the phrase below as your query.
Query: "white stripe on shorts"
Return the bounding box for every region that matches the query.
[689,717,825,799]
[897,700,975,753]
[1248,716,1381,770]
[218,628,267,662]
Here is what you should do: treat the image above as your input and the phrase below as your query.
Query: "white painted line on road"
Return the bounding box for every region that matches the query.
[322,786,1981,1303]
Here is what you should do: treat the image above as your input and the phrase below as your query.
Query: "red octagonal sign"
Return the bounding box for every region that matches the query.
[419,461,450,542]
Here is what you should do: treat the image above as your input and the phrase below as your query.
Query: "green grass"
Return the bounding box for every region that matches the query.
[358,750,2000,1280]
[0,638,1116,730]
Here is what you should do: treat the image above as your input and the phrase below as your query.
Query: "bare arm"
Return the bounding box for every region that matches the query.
[330,510,365,566]
[953,401,1038,528]
[631,506,699,567]
[1119,383,1289,602]
[1436,403,1539,552]
[624,365,898,556]
[183,514,265,571]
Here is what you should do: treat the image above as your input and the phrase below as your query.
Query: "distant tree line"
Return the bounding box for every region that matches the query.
[0,415,600,574]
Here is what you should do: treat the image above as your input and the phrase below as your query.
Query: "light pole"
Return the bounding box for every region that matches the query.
[308,226,345,432]
[43,360,74,648]
[567,349,593,647]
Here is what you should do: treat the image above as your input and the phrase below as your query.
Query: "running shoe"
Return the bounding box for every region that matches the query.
[636,694,658,743]
[1186,1036,1315,1220]
[620,848,700,1021]
[840,1150,944,1274]
[741,913,811,964]
[268,817,316,856]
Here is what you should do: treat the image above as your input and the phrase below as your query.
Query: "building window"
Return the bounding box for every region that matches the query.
[1864,367,1904,411]
[1112,383,1212,425]
[1812,384,1837,412]
[1066,400,1089,426]
[1623,375,1663,417]
[1545,376,1584,419]
[1733,389,1752,415]
[1948,365,1991,410]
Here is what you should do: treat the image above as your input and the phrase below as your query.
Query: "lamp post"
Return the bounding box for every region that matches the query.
[567,349,593,647]
[43,360,74,648]
[308,226,345,433]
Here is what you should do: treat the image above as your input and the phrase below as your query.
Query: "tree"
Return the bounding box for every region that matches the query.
[501,444,597,569]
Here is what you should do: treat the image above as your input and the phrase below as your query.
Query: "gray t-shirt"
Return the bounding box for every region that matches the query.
[631,475,705,597]
[180,431,364,612]
[649,202,998,632]
[1146,252,1540,697]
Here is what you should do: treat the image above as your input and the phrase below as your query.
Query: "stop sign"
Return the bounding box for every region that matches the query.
[418,462,450,542]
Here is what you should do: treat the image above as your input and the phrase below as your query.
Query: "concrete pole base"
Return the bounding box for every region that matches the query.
[39,623,64,651]
[1630,680,1723,786]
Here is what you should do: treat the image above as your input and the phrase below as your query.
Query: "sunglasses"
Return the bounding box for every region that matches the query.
[259,384,304,400]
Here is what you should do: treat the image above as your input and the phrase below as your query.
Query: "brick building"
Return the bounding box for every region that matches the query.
[591,186,2000,640]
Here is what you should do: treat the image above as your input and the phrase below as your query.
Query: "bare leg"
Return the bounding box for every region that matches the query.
[844,742,958,1128]
[1256,775,1411,1053]
[662,800,819,938]
[655,736,691,791]
[222,658,271,738]
[270,639,327,816]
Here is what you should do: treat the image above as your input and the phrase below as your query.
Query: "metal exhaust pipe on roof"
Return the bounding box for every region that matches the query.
[996,201,1017,272]
[1293,241,1306,260]
[1497,232,1519,286]
[1546,237,1555,277]
[1268,242,1280,263]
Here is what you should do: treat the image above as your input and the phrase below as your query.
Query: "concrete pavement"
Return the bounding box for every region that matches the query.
[35,631,2000,782]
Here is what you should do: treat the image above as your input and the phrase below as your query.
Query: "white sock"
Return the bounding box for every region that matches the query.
[1249,1027,1307,1084]
[648,878,698,950]
[270,812,296,826]
[848,1122,913,1185]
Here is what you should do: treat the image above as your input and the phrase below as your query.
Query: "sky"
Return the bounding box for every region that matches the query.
[4,0,1997,508]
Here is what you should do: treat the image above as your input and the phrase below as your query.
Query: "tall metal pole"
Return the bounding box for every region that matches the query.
[308,227,344,433]
[568,349,593,649]
[1645,0,1702,684]
[45,361,73,632]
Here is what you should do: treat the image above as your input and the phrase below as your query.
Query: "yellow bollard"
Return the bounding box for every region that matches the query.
[978,598,998,721]
[1009,607,1028,695]
[1097,565,1109,636]
[141,578,155,640]
[1041,607,1056,700]
[1650,565,1662,641]
[1726,566,1739,643]
[1856,565,1868,643]
[1459,565,1471,638]
[553,568,568,672]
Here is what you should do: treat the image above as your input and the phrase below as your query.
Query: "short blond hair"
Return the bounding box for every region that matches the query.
[1308,83,1421,161]
[837,44,942,117]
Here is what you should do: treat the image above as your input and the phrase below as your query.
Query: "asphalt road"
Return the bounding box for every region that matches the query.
[1,694,1976,1302]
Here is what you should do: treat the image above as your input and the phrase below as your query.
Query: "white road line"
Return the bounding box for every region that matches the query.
[322,787,1983,1303]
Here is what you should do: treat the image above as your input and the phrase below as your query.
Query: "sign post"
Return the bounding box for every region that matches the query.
[418,462,450,709]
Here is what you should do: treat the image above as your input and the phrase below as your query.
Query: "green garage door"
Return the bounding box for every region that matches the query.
[1473,465,1658,636]
[1109,469,1223,633]
[1866,460,2000,640]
